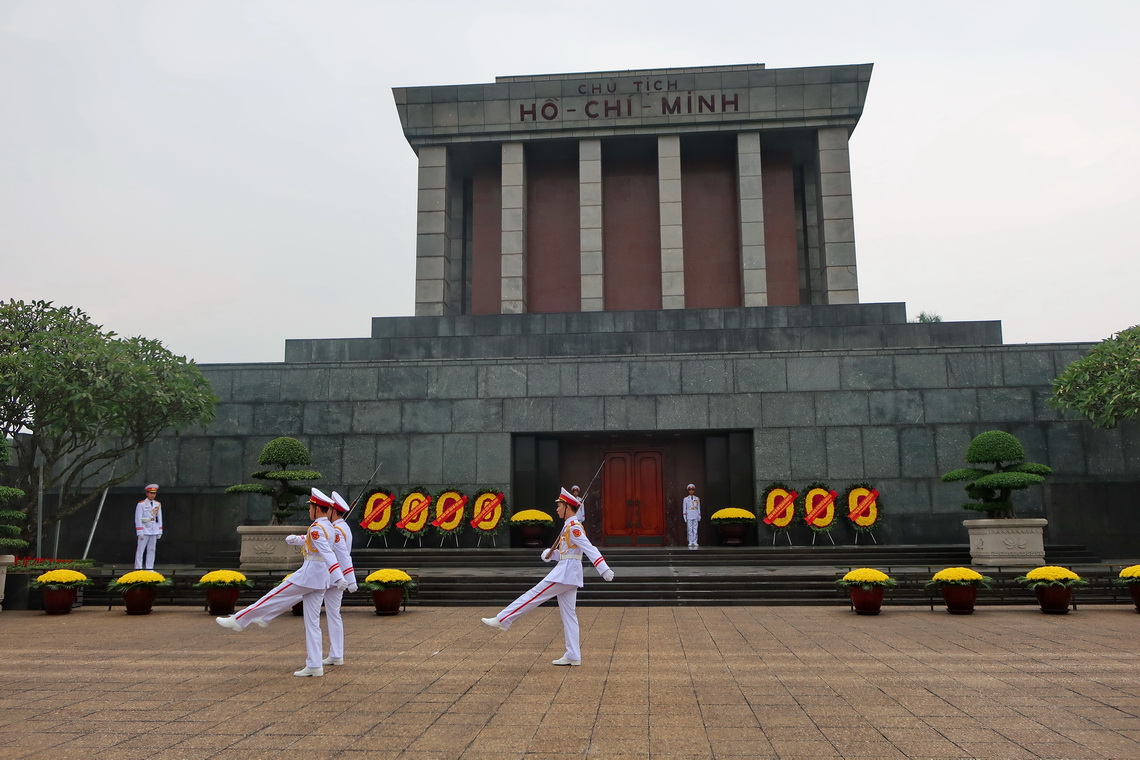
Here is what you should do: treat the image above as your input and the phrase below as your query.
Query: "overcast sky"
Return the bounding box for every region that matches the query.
[3,1,1137,364]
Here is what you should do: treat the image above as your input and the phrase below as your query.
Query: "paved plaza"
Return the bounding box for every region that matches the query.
[2,603,1138,759]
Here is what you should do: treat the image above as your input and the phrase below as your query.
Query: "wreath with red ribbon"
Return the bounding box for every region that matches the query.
[842,482,882,533]
[431,488,468,537]
[357,488,396,537]
[797,481,838,535]
[760,482,799,534]
[468,489,507,535]
[395,487,433,540]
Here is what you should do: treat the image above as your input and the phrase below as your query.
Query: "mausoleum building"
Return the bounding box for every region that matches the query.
[69,63,1139,563]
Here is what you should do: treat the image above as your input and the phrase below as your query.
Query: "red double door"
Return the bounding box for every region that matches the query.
[601,450,665,546]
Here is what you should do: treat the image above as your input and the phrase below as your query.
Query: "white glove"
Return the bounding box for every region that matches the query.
[334,579,350,590]
[284,534,305,546]
[348,584,358,593]
[602,569,615,582]
[541,549,555,562]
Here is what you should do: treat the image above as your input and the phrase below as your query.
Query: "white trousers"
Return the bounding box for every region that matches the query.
[232,580,315,629]
[323,586,345,660]
[686,519,699,546]
[495,580,580,662]
[134,534,158,569]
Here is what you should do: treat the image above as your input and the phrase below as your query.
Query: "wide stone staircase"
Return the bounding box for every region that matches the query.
[170,543,1136,610]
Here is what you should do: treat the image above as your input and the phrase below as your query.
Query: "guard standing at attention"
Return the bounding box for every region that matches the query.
[134,484,163,569]
[482,487,614,666]
[216,488,348,678]
[322,491,358,667]
[683,483,701,549]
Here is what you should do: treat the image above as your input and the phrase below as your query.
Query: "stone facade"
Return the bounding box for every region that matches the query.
[86,302,1140,562]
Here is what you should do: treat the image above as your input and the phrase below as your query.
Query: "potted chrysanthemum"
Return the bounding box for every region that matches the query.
[360,569,413,615]
[30,569,93,615]
[836,568,897,615]
[925,567,993,615]
[509,509,554,547]
[710,508,756,546]
[1015,566,1088,614]
[194,570,253,615]
[1114,565,1140,612]
[107,570,171,615]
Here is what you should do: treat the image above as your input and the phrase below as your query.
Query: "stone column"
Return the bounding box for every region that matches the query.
[579,139,604,312]
[414,146,452,316]
[817,127,859,304]
[658,135,684,309]
[737,132,767,306]
[500,142,527,314]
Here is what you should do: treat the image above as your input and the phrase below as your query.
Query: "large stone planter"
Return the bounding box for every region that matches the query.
[963,518,1047,567]
[0,554,13,610]
[237,525,305,570]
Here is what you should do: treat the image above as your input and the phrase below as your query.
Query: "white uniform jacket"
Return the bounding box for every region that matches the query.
[330,518,357,592]
[134,499,163,536]
[683,495,701,520]
[540,516,610,587]
[287,517,346,590]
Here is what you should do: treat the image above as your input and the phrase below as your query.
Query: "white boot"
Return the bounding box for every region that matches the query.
[293,666,324,677]
[551,657,581,666]
[322,656,345,666]
[215,616,242,631]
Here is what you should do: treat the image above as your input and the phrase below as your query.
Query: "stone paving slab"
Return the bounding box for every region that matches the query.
[1,604,1138,759]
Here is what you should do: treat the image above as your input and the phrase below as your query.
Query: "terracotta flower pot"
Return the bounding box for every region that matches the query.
[940,585,979,615]
[849,586,884,615]
[715,522,749,546]
[122,586,158,615]
[1034,585,1073,614]
[371,587,405,616]
[42,587,78,615]
[517,524,548,547]
[205,587,241,615]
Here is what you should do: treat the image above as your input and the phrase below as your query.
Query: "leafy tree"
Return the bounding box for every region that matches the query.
[226,437,321,525]
[0,299,216,546]
[0,438,29,555]
[914,311,943,323]
[1049,325,1140,429]
[940,430,1052,518]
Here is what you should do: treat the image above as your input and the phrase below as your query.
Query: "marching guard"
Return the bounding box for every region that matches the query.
[322,491,358,667]
[482,487,614,666]
[216,488,348,677]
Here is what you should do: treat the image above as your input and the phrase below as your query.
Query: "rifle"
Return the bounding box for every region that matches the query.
[344,460,385,519]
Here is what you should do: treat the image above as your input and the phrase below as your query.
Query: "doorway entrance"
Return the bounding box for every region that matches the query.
[602,450,665,546]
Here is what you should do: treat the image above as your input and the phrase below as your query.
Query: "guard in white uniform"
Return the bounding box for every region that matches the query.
[216,488,347,677]
[322,491,358,667]
[133,484,163,569]
[683,483,701,549]
[482,488,614,666]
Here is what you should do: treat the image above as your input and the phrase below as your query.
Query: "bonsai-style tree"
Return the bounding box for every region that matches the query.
[940,430,1052,518]
[0,438,29,555]
[1049,325,1140,429]
[226,437,321,525]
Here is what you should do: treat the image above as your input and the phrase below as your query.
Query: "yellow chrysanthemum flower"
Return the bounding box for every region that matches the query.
[198,570,248,584]
[931,567,985,583]
[365,569,412,584]
[710,508,756,520]
[842,568,891,583]
[114,570,166,585]
[1024,566,1080,582]
[510,509,554,522]
[36,569,89,584]
[1118,565,1140,579]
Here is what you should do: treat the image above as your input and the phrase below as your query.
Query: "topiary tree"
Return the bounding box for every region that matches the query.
[226,437,321,525]
[0,438,29,555]
[940,430,1052,518]
[1049,325,1140,429]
